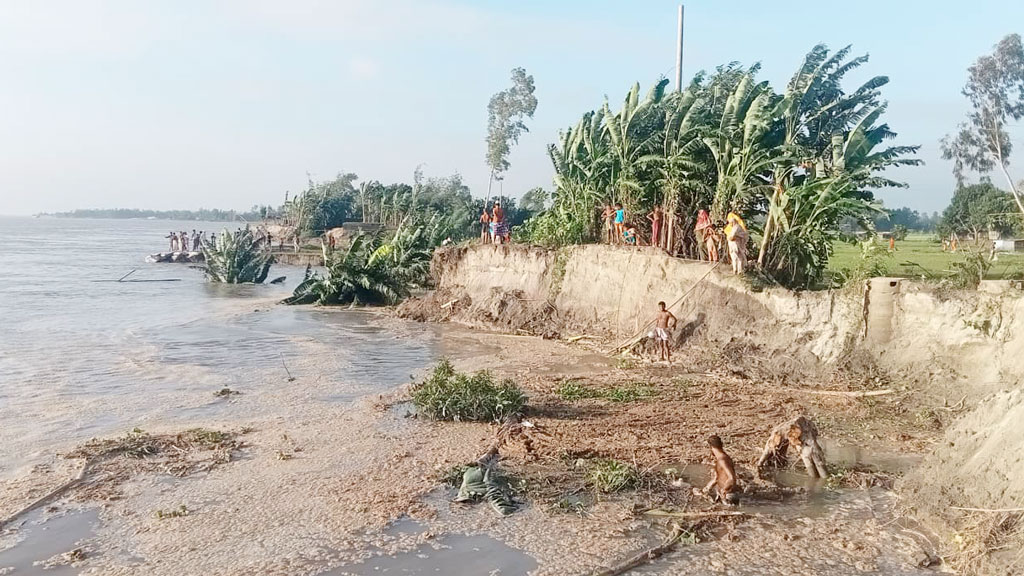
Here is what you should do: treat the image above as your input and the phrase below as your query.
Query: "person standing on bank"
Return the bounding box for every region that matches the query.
[647,206,663,248]
[479,207,491,244]
[725,212,748,274]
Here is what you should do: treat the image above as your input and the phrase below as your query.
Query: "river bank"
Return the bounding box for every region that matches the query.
[2,235,1019,575]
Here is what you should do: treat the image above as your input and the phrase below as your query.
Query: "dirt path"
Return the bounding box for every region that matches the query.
[0,319,943,575]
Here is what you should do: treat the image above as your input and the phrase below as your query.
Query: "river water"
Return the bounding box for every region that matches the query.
[0,216,442,479]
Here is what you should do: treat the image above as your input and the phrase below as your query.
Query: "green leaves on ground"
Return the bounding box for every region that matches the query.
[201,227,274,284]
[586,458,640,493]
[411,359,526,423]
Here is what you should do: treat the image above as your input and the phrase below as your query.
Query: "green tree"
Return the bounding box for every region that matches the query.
[486,68,538,199]
[941,34,1024,213]
[287,173,359,236]
[939,181,1019,240]
[519,187,550,214]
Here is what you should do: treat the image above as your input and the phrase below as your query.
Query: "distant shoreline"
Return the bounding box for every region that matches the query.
[34,209,262,222]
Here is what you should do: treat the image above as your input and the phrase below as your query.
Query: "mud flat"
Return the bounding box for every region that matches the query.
[0,320,951,576]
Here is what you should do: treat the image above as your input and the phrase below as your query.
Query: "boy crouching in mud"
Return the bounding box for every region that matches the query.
[653,301,677,362]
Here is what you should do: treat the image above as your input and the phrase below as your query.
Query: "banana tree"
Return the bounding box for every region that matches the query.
[703,73,777,221]
[659,87,714,253]
[603,79,670,215]
[201,227,274,284]
[760,175,883,287]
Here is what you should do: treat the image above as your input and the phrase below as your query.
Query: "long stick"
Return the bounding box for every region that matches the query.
[643,509,747,519]
[951,506,1024,513]
[117,269,138,282]
[608,263,719,353]
[777,388,895,398]
[588,522,685,576]
[0,459,95,529]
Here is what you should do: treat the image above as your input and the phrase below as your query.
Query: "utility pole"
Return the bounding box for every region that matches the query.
[674,4,684,91]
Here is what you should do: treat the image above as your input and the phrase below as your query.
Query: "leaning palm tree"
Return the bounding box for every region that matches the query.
[201,227,273,283]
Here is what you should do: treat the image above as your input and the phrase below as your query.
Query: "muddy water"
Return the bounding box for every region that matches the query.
[325,520,537,576]
[0,217,459,479]
[0,508,99,574]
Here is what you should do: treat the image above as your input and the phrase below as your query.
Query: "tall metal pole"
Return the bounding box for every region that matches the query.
[674,5,684,91]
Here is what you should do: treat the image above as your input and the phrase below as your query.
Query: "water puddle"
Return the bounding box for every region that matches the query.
[820,439,922,473]
[325,520,537,576]
[0,508,99,574]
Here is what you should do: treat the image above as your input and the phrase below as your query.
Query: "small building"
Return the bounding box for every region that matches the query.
[993,238,1024,252]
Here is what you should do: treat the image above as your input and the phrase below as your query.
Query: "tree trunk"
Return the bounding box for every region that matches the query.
[758,184,782,267]
[666,212,677,255]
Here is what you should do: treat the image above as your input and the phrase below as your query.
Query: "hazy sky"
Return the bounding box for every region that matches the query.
[1,0,1022,216]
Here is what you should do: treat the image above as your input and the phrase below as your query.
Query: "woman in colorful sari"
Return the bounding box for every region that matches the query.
[694,210,719,262]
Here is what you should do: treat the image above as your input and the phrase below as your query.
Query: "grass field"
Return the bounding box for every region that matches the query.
[828,233,1024,280]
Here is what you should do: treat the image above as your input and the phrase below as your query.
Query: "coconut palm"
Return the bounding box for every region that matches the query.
[201,227,274,284]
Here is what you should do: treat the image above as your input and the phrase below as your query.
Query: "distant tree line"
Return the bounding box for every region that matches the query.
[872,207,940,233]
[42,206,279,222]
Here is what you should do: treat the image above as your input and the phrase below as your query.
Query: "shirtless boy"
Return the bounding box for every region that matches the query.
[703,435,740,505]
[654,301,677,362]
[601,204,614,244]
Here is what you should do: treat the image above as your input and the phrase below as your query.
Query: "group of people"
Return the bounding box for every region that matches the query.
[166,230,214,253]
[602,203,646,247]
[479,201,510,245]
[601,204,750,275]
[696,209,749,274]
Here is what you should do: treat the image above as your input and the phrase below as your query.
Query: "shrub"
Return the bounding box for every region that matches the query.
[412,359,526,422]
[586,458,640,493]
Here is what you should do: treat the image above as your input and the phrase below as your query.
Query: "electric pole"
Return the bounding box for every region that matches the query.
[675,5,684,91]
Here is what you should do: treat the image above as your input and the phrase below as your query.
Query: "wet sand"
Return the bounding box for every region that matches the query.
[0,314,942,575]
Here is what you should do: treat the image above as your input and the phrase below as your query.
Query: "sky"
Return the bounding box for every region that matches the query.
[0,0,1022,216]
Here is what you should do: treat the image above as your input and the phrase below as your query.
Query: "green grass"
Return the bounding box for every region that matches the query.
[828,233,1024,280]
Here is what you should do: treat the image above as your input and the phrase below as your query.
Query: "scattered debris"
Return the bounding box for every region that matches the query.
[213,387,240,397]
[155,505,189,519]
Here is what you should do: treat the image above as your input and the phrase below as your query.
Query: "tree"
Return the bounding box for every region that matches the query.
[287,173,359,236]
[519,187,550,215]
[939,181,1018,240]
[201,227,274,284]
[941,34,1024,214]
[486,68,538,199]
[522,43,919,287]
